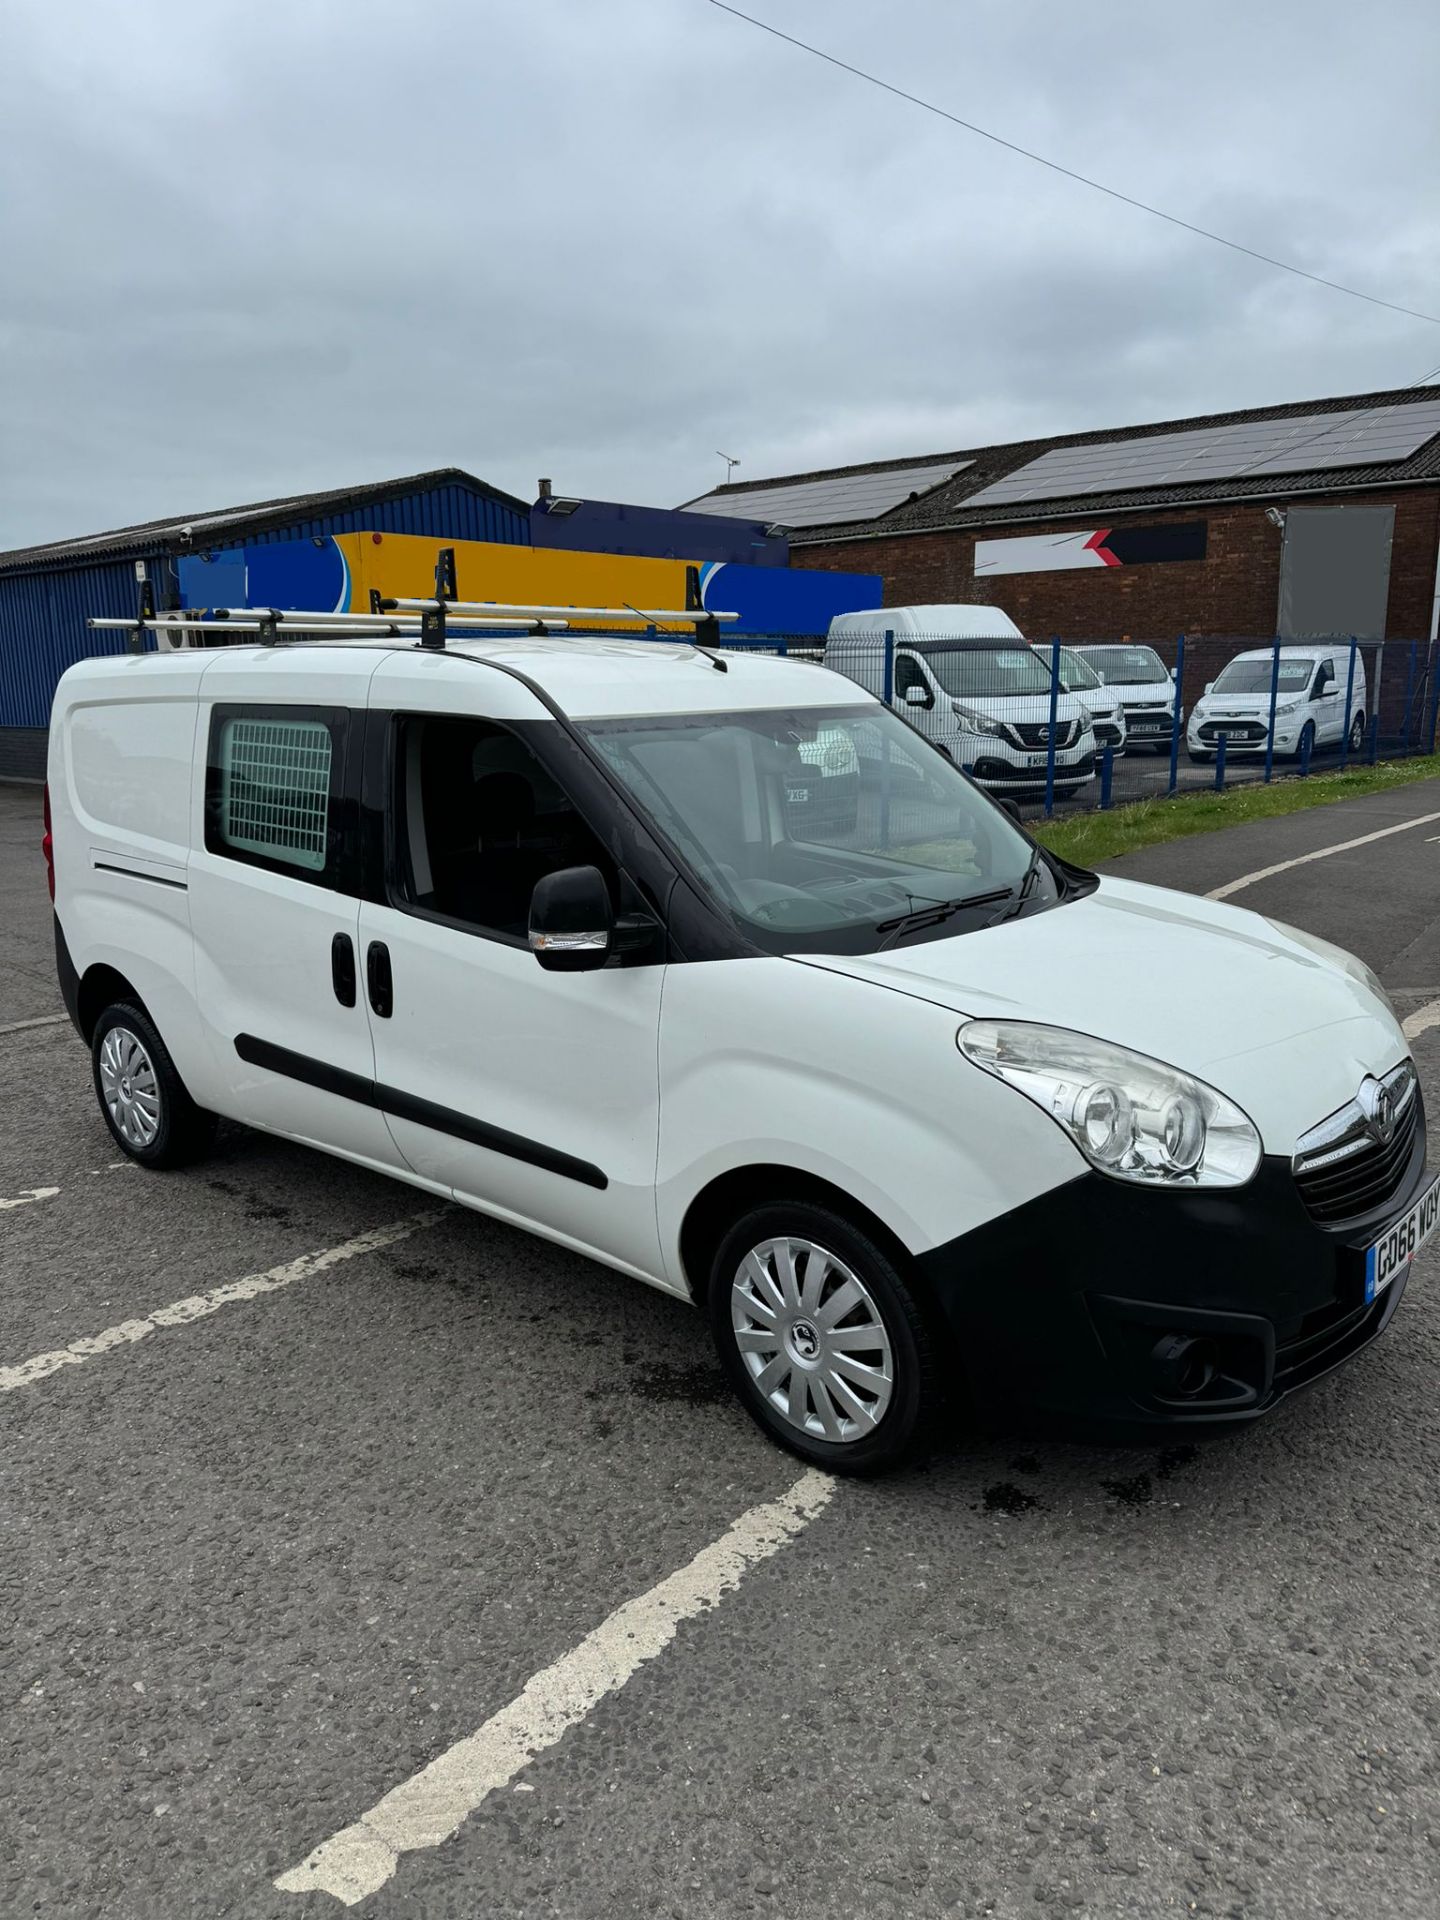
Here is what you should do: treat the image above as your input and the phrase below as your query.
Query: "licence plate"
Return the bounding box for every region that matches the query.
[1365,1173,1440,1302]
[1130,720,1166,733]
[1025,754,1046,769]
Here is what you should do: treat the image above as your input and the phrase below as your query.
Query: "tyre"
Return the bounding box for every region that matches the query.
[1186,748,1213,764]
[1348,713,1366,754]
[92,1002,217,1170]
[1295,721,1316,763]
[708,1200,940,1474]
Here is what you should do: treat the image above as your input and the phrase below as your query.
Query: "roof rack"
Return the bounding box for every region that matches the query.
[88,546,739,657]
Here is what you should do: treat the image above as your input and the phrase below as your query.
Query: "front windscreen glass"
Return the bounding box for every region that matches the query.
[1056,648,1102,692]
[1212,657,1315,695]
[581,704,1070,955]
[922,647,1054,699]
[1082,646,1168,685]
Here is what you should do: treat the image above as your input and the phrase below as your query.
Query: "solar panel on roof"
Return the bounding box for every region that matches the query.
[685,459,972,527]
[962,398,1440,507]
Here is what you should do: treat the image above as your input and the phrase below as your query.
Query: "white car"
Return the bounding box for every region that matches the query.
[1069,643,1178,752]
[1187,646,1369,764]
[48,628,1434,1471]
[826,606,1097,797]
[1032,645,1127,756]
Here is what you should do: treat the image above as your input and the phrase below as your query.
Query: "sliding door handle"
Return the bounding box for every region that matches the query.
[366,941,393,1019]
[331,933,357,1007]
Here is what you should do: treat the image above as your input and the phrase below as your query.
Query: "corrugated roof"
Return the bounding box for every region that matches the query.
[687,386,1440,544]
[0,468,530,573]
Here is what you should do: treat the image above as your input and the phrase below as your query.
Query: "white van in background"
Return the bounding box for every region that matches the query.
[1068,643,1178,751]
[825,606,1097,799]
[1187,646,1368,764]
[1031,645,1127,756]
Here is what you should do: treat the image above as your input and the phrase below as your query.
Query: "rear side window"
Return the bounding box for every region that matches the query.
[205,705,351,886]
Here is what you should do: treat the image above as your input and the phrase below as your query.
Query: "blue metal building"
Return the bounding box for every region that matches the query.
[0,469,530,779]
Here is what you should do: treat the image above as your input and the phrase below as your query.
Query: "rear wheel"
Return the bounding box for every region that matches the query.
[708,1201,940,1474]
[92,1003,217,1169]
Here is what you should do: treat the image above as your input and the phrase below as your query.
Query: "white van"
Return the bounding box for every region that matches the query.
[1187,646,1368,764]
[48,630,1434,1470]
[825,606,1097,799]
[1068,643,1178,751]
[1032,645,1127,756]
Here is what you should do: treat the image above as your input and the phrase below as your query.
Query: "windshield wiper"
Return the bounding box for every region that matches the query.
[875,887,1015,948]
[987,851,1046,925]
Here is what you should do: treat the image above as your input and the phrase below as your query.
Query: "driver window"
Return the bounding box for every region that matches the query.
[894,655,933,707]
[395,714,613,941]
[1313,662,1334,696]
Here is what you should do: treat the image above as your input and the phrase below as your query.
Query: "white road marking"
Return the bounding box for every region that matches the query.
[1204,810,1440,901]
[0,1013,70,1038]
[275,1467,837,1907]
[1403,998,1440,1041]
[0,1186,60,1213]
[0,1209,448,1394]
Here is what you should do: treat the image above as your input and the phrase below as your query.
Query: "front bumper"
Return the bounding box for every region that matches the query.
[916,1138,1428,1440]
[966,750,1097,789]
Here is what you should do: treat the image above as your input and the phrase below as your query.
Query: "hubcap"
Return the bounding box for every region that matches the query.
[98,1026,160,1149]
[730,1237,895,1443]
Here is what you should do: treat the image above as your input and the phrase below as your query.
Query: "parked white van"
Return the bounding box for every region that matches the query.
[1186,646,1368,764]
[48,629,1434,1470]
[825,606,1097,799]
[1068,643,1178,751]
[1032,645,1127,756]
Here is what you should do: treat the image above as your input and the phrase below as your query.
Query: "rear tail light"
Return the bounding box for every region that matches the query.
[42,781,55,901]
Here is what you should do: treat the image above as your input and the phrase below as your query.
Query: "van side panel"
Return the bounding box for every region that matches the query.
[49,655,209,1078]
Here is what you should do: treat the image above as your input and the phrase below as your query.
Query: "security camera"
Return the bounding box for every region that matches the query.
[1265,507,1286,529]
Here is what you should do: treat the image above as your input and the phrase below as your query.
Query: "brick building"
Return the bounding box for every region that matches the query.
[681,386,1440,645]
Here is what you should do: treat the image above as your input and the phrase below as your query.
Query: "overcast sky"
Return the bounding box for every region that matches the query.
[2,0,1438,547]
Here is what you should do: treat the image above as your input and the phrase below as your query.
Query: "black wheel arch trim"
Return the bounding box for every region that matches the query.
[233,1033,608,1190]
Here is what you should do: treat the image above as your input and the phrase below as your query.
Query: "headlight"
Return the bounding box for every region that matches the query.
[1274,700,1302,718]
[1264,919,1397,1018]
[957,1021,1261,1188]
[951,702,1003,736]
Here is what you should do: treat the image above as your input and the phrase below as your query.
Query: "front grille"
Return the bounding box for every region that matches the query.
[1009,719,1078,749]
[1293,1066,1422,1224]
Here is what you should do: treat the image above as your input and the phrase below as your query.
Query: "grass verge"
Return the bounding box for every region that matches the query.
[1030,754,1440,867]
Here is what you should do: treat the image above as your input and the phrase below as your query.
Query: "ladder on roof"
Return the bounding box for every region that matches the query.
[89,546,739,656]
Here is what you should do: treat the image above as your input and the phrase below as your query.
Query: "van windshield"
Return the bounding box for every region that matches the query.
[1056,648,1102,692]
[580,703,1080,955]
[1080,646,1168,685]
[1212,657,1316,695]
[921,647,1054,699]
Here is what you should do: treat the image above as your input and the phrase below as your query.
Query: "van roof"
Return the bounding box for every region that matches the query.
[828,604,1024,642]
[60,631,862,722]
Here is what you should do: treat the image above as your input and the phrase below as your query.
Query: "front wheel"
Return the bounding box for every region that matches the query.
[1348,713,1366,753]
[92,1002,217,1169]
[709,1202,941,1473]
[1186,748,1213,764]
[1295,721,1316,763]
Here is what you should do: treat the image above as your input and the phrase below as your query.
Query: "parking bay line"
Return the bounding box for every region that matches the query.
[0,1186,60,1213]
[1204,809,1440,902]
[275,1467,836,1907]
[0,1208,449,1394]
[1403,998,1440,1041]
[0,1013,70,1038]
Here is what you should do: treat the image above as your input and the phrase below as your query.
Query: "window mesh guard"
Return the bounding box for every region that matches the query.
[219,718,332,870]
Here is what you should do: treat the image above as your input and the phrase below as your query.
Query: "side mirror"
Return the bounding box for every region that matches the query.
[529,865,613,972]
[902,683,930,708]
[999,798,1023,824]
[1168,667,1177,682]
[1204,681,1214,696]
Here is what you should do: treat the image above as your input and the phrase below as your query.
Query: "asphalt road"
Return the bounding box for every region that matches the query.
[2,777,1438,1920]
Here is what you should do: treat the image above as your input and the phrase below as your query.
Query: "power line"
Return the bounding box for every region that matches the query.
[706,0,1440,328]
